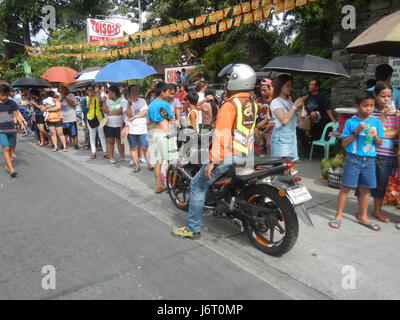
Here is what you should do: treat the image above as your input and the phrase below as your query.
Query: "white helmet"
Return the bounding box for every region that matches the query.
[218,63,256,92]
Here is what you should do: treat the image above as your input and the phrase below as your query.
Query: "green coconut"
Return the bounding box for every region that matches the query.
[331,158,342,168]
[320,158,329,169]
[321,167,329,179]
[323,161,332,170]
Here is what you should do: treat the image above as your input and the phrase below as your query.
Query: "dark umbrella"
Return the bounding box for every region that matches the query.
[11,77,51,88]
[262,54,350,78]
[346,10,400,57]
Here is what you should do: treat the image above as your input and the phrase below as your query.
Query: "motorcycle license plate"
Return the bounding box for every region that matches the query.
[286,186,312,205]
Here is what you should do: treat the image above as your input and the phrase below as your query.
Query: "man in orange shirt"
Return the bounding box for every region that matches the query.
[172,64,258,240]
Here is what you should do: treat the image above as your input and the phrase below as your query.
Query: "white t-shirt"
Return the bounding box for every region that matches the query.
[43,97,55,107]
[197,92,205,103]
[101,92,108,100]
[121,98,148,135]
[106,99,123,128]
[270,97,294,130]
[61,93,77,123]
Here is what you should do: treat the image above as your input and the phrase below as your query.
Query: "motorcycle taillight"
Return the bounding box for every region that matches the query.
[282,159,295,173]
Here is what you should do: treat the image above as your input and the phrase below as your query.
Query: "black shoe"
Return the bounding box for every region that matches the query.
[10,171,18,178]
[74,145,80,150]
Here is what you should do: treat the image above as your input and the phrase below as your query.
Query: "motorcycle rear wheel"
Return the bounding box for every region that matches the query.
[244,185,299,256]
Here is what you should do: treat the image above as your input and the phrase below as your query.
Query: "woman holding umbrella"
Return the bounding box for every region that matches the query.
[269,74,307,161]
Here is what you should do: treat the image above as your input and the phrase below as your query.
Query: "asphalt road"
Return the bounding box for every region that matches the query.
[1,135,399,300]
[0,137,299,300]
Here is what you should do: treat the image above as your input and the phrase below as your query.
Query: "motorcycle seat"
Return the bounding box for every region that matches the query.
[254,157,294,167]
[235,163,289,181]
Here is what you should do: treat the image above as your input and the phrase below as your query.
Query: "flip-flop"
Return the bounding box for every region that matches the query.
[329,219,341,229]
[372,214,390,223]
[134,167,140,173]
[358,221,380,231]
[155,187,167,194]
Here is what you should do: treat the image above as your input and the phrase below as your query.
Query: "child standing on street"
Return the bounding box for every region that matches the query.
[354,84,399,224]
[329,91,384,231]
[0,84,26,177]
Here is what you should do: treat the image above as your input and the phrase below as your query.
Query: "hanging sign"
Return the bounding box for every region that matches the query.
[86,18,124,46]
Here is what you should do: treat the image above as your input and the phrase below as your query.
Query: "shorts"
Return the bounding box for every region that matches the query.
[153,131,177,162]
[63,122,78,137]
[341,153,376,189]
[307,111,321,123]
[104,125,121,140]
[47,121,63,128]
[35,115,45,124]
[355,155,396,200]
[0,133,15,148]
[128,134,148,148]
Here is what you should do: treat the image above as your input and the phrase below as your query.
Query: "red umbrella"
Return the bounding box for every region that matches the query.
[41,67,78,84]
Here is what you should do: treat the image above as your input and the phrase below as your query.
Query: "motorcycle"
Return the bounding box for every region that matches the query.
[167,129,313,256]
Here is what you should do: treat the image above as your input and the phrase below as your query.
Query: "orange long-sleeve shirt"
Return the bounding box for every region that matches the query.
[209,92,252,163]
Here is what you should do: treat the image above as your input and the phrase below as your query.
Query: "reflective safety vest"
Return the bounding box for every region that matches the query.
[231,97,258,155]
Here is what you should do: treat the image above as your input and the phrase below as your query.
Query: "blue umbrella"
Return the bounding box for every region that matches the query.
[95,59,157,82]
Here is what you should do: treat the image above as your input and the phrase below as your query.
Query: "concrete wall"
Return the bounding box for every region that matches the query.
[331,0,400,109]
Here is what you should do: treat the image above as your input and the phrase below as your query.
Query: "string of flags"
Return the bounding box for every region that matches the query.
[26,0,316,60]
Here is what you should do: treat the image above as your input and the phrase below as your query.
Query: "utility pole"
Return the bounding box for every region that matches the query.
[139,0,143,57]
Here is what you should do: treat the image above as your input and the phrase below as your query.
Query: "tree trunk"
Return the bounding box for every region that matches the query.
[23,20,32,47]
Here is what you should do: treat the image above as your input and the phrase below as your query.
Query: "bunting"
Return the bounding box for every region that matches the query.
[284,0,296,10]
[28,0,315,60]
[296,0,308,6]
[274,1,284,14]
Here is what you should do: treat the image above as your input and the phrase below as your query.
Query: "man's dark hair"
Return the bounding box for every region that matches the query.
[355,90,376,105]
[154,81,168,97]
[375,64,393,82]
[366,78,376,89]
[166,83,176,91]
[205,88,216,97]
[182,68,186,73]
[187,91,199,106]
[176,71,181,76]
[0,83,11,94]
[30,88,40,97]
[45,90,56,98]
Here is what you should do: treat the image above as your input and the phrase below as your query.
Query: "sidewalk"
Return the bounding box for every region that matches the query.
[27,132,400,299]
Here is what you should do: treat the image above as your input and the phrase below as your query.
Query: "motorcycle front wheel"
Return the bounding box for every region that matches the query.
[244,185,299,256]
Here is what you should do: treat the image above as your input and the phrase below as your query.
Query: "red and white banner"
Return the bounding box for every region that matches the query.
[87,18,124,46]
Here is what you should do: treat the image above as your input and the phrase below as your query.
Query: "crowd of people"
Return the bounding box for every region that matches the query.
[2,63,400,232]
